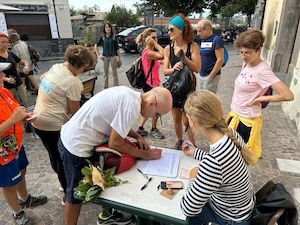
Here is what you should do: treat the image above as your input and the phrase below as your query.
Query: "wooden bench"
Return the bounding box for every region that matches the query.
[81,76,97,100]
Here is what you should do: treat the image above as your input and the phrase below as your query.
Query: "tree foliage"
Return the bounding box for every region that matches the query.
[105,5,141,27]
[143,0,205,16]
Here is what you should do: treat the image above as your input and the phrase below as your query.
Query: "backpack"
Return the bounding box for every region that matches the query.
[27,45,40,66]
[126,56,154,89]
[212,36,228,67]
[261,86,273,108]
[168,50,196,100]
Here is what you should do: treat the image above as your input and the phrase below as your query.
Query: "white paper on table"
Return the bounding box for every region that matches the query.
[138,151,184,178]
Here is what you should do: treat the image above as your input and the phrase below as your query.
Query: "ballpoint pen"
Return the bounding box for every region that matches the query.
[137,168,149,180]
[141,177,152,191]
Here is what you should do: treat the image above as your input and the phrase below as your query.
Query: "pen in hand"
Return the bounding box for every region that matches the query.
[141,177,152,191]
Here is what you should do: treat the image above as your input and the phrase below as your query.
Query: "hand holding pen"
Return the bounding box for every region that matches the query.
[182,140,195,156]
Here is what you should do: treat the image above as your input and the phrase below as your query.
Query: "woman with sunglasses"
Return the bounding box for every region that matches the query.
[135,28,165,139]
[163,14,201,149]
[226,28,294,163]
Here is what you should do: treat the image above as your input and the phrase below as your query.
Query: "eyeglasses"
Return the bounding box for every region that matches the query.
[238,49,258,56]
[167,28,174,33]
[197,28,206,33]
[154,96,163,125]
[151,36,158,40]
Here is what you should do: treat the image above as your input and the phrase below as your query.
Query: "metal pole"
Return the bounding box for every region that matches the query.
[52,0,63,53]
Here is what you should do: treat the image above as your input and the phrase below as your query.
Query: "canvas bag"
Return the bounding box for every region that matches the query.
[126,56,154,89]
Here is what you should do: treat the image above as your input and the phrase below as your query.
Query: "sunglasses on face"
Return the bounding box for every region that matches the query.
[168,28,174,33]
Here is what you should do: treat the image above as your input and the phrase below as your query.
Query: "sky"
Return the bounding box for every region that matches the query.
[68,0,143,12]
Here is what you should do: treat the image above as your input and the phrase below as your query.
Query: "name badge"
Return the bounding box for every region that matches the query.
[201,42,213,48]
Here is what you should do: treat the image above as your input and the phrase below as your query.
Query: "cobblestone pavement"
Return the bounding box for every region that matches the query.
[0,44,299,225]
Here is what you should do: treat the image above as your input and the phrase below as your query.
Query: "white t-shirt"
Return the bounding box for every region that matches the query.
[60,86,141,158]
[33,63,83,131]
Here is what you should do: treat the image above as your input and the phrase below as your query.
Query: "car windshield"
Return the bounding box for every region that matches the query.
[118,28,135,35]
[117,26,147,36]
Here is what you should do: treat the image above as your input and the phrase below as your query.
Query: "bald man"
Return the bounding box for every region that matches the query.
[58,86,172,225]
[197,19,224,93]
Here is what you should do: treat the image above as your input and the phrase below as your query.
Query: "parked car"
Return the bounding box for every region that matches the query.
[117,25,170,53]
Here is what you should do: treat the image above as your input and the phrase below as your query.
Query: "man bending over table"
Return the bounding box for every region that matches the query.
[58,86,173,225]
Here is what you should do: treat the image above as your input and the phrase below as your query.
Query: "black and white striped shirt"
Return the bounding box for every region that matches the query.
[180,131,255,221]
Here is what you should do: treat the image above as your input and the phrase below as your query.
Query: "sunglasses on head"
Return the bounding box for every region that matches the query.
[168,28,174,33]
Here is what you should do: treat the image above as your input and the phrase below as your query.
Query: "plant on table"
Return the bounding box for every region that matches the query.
[74,160,128,201]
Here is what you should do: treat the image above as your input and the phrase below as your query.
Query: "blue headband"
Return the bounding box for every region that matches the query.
[169,16,185,31]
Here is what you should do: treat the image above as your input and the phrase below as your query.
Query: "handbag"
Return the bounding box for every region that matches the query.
[95,139,136,174]
[168,50,196,99]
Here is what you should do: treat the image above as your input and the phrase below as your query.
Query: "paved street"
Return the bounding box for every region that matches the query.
[0,44,299,225]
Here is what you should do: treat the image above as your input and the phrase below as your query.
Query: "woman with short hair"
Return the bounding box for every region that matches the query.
[32,45,92,200]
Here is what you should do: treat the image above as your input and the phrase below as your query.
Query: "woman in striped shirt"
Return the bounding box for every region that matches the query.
[180,90,256,225]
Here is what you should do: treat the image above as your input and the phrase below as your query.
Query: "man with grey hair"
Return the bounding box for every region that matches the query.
[197,19,225,93]
[9,32,39,96]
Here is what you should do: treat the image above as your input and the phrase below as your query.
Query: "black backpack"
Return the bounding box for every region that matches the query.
[28,45,40,66]
[126,56,154,89]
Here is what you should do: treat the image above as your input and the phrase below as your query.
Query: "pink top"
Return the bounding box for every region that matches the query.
[142,49,160,87]
[231,61,280,118]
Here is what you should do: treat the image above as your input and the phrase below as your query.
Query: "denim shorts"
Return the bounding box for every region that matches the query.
[58,138,89,204]
[0,146,29,187]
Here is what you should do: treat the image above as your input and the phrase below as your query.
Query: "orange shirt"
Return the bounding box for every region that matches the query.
[0,88,23,165]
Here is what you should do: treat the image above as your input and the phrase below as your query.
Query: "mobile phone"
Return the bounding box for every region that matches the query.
[160,181,183,190]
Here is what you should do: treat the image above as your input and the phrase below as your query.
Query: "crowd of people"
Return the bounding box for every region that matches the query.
[0,13,295,225]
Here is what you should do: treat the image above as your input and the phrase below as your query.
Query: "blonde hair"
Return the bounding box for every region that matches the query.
[135,28,156,45]
[184,90,256,166]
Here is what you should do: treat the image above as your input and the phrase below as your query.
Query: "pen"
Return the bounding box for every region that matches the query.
[137,168,149,180]
[141,177,152,190]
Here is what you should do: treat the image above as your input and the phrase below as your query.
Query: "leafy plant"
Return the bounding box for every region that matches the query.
[74,160,128,202]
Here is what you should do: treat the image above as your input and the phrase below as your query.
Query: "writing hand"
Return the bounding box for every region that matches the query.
[182,140,195,156]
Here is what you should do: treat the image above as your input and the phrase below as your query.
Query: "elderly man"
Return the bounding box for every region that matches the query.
[58,86,173,225]
[197,19,225,93]
[9,32,39,96]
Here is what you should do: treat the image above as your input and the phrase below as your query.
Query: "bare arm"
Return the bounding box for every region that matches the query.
[145,37,164,61]
[184,42,201,73]
[67,98,80,115]
[249,81,294,106]
[0,106,26,137]
[163,45,174,76]
[209,47,224,79]
[19,59,30,75]
[108,129,162,160]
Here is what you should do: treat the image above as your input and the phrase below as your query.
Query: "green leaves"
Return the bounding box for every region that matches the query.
[74,160,128,202]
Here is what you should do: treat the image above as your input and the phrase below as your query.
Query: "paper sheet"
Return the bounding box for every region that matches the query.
[139,151,183,178]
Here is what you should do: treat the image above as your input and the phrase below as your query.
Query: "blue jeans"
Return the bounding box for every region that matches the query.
[187,203,253,225]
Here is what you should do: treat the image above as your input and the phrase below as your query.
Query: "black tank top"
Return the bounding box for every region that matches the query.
[169,43,192,67]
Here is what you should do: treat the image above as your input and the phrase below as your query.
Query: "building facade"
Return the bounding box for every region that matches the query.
[0,0,73,53]
[254,0,300,134]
